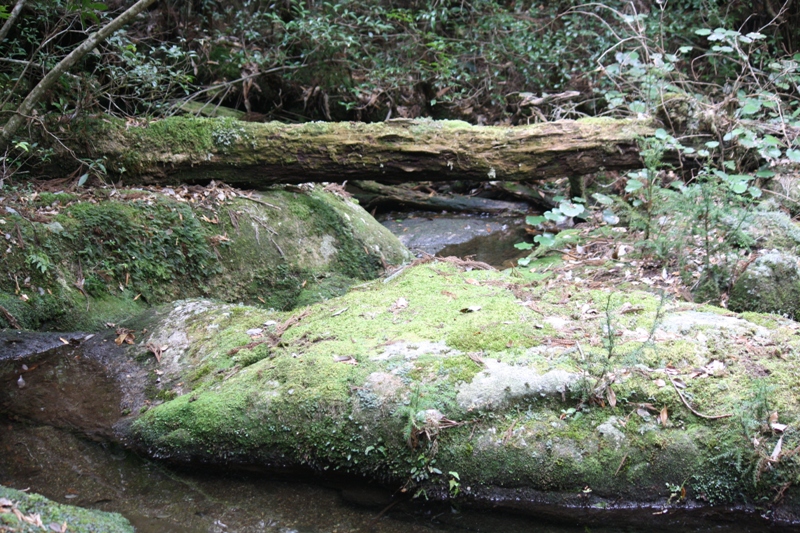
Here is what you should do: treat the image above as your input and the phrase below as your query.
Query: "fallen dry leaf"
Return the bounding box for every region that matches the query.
[659,406,669,426]
[114,328,135,346]
[606,385,617,408]
[145,342,165,363]
[388,297,408,313]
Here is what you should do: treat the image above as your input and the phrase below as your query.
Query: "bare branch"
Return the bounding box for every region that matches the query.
[0,0,27,43]
[0,0,158,151]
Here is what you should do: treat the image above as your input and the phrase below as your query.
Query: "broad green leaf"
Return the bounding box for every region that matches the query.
[786,149,800,162]
[534,233,556,247]
[625,179,643,193]
[748,186,762,198]
[559,201,584,218]
[730,181,748,194]
[592,192,614,205]
[544,210,564,222]
[694,28,712,36]
[629,101,647,114]
[705,141,720,148]
[602,209,620,225]
[756,169,776,178]
[654,128,669,140]
[517,257,531,266]
[740,102,761,115]
[514,242,534,250]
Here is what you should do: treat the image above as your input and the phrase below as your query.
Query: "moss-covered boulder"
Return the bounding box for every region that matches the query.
[741,209,800,255]
[729,250,800,318]
[121,261,800,523]
[0,485,133,533]
[0,184,410,330]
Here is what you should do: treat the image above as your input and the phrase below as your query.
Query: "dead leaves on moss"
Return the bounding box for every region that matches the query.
[0,497,68,532]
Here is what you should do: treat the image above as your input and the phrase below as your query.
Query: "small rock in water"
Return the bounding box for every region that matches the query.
[17,375,25,389]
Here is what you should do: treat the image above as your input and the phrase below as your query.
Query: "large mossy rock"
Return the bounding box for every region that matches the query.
[123,261,800,521]
[0,485,133,533]
[0,185,411,330]
[729,250,800,318]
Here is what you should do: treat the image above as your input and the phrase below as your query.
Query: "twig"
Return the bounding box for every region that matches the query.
[614,453,628,476]
[0,304,21,329]
[669,376,732,420]
[239,195,281,210]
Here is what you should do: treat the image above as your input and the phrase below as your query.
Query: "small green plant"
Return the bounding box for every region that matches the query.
[572,292,667,406]
[448,471,461,497]
[26,251,52,275]
[515,196,586,252]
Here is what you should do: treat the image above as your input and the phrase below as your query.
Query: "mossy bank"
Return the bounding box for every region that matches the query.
[0,485,133,533]
[124,260,800,523]
[0,184,411,330]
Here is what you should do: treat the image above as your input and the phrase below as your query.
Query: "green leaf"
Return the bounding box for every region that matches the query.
[748,186,762,198]
[625,179,643,193]
[592,193,614,205]
[629,101,647,114]
[514,242,534,250]
[544,210,565,222]
[740,102,761,115]
[756,169,776,178]
[730,181,748,194]
[517,257,531,266]
[786,149,800,162]
[694,28,712,36]
[654,128,669,140]
[525,215,546,226]
[533,233,556,247]
[705,141,720,148]
[558,201,584,218]
[602,209,619,225]
[77,173,89,187]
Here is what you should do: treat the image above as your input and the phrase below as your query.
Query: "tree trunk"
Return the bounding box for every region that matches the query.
[0,0,157,151]
[0,0,27,43]
[59,116,655,186]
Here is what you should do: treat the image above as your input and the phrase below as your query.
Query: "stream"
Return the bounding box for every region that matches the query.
[1,322,792,533]
[0,214,796,532]
[378,212,530,268]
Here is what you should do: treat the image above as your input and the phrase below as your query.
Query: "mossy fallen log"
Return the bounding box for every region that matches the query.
[58,116,655,186]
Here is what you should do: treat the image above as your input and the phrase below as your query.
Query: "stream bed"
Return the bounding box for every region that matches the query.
[378,212,530,268]
[0,337,793,532]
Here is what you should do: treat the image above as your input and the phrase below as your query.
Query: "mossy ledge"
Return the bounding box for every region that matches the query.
[0,185,410,330]
[124,262,800,526]
[0,485,133,533]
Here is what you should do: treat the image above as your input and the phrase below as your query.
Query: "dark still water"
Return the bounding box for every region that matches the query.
[0,417,792,533]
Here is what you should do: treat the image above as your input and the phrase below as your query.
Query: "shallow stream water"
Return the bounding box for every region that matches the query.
[378,213,530,268]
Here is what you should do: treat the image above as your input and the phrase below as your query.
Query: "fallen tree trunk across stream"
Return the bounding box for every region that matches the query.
[62,116,655,185]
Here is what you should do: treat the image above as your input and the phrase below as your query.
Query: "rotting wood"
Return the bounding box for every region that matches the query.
[350,180,529,214]
[52,116,657,186]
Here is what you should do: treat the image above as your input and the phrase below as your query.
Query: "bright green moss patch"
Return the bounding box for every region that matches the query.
[128,261,800,509]
[0,485,133,533]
